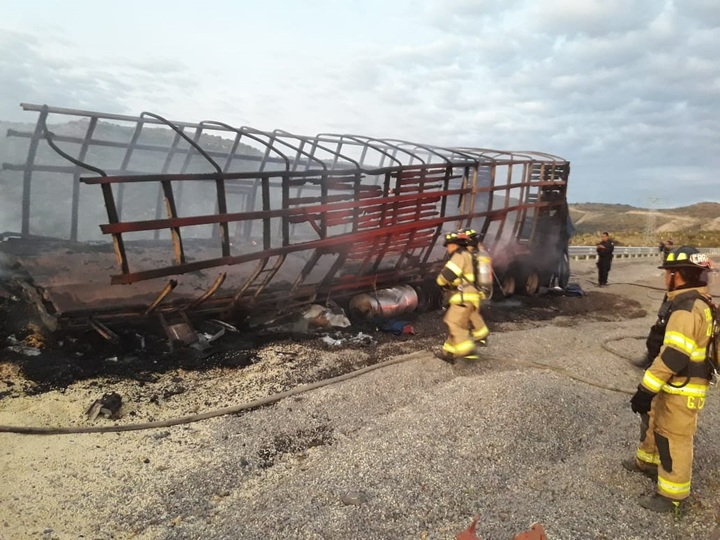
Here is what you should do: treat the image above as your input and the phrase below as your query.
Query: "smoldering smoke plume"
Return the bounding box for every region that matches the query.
[0,251,17,280]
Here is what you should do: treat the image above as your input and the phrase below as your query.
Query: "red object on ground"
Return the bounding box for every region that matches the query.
[455,517,547,540]
[513,523,547,540]
[455,516,480,540]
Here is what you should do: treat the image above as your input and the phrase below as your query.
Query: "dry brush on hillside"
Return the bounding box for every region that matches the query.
[569,202,720,247]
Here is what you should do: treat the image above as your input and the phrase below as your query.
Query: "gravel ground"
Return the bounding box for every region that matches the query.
[3,257,720,539]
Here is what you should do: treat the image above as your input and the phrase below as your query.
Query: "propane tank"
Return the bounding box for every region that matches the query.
[349,285,419,319]
[476,247,494,299]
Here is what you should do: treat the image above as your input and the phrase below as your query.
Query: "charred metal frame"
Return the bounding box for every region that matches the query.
[1,103,570,331]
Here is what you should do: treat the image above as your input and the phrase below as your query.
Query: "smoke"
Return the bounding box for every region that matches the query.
[0,251,17,280]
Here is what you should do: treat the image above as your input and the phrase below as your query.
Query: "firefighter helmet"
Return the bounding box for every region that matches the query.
[443,227,481,247]
[659,246,713,270]
[461,227,481,246]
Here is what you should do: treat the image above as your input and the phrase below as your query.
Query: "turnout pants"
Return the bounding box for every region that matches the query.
[635,393,700,501]
[442,303,476,357]
[469,307,489,341]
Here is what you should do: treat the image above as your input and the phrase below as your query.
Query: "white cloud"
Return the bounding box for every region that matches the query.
[526,0,663,37]
[676,0,720,27]
[0,0,718,207]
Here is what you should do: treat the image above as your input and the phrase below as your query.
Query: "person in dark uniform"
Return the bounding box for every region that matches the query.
[596,232,615,286]
[659,239,673,255]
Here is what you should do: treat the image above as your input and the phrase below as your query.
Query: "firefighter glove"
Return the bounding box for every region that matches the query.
[630,385,655,415]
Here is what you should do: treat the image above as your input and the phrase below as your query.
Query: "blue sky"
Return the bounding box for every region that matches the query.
[1,0,719,207]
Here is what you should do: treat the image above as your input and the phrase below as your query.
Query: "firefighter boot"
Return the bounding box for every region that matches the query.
[621,458,657,481]
[434,350,455,365]
[639,494,682,517]
[465,343,485,359]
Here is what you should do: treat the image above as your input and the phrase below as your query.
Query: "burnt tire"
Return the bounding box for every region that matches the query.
[497,274,516,297]
[507,261,539,296]
[413,281,443,312]
[556,249,571,289]
[520,269,540,296]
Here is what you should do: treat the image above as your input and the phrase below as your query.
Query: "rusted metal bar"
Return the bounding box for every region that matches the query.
[260,174,271,251]
[153,128,184,241]
[20,103,214,129]
[97,187,474,234]
[188,272,226,309]
[116,119,146,220]
[144,279,178,316]
[98,192,559,287]
[161,178,185,265]
[395,165,433,270]
[100,182,130,274]
[80,164,559,186]
[291,251,322,293]
[70,117,98,241]
[88,318,120,343]
[20,108,47,237]
[231,254,286,307]
[357,171,393,275]
[109,216,457,285]
[319,251,350,289]
[493,163,514,243]
[7,128,275,168]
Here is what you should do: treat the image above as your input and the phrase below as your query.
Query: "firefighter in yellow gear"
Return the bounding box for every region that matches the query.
[434,228,492,364]
[626,245,715,514]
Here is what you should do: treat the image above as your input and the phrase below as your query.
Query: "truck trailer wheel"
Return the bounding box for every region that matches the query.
[520,270,540,296]
[556,249,571,289]
[508,262,539,296]
[413,281,443,312]
[496,273,516,298]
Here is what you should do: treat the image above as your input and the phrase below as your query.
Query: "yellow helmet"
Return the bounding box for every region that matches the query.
[659,246,713,270]
[443,228,477,247]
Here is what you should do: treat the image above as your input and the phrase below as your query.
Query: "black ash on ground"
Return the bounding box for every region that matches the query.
[0,289,646,397]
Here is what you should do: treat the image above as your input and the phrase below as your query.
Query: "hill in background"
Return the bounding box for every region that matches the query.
[569,202,720,247]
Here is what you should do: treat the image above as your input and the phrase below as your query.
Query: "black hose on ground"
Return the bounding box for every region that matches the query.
[601,335,648,365]
[0,351,427,435]
[486,354,636,395]
[583,280,657,370]
[608,282,665,292]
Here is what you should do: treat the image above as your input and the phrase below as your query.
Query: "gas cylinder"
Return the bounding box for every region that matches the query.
[476,248,494,299]
[349,285,419,319]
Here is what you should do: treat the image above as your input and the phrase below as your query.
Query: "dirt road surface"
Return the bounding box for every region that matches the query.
[2,256,720,539]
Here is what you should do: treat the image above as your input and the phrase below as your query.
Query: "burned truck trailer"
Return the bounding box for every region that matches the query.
[0,103,571,339]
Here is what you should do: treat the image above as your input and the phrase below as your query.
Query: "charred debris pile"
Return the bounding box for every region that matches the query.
[0,264,440,394]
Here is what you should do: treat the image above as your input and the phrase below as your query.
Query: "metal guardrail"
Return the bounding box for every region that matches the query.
[568,246,720,261]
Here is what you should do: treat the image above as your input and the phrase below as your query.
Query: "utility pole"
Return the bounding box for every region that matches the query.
[645,196,662,247]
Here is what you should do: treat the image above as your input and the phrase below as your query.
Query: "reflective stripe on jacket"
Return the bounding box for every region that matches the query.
[436,250,482,308]
[641,286,713,397]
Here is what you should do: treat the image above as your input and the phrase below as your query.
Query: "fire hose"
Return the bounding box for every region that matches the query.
[0,344,640,435]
